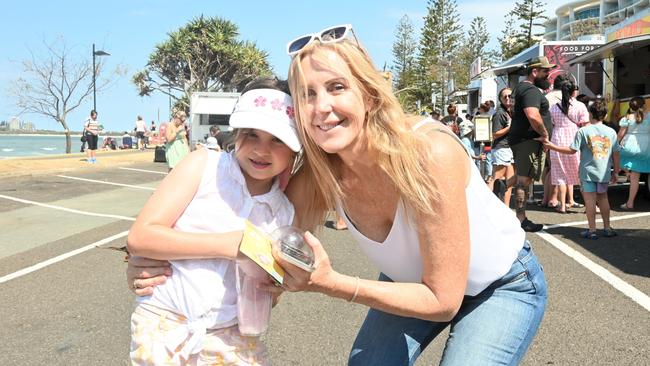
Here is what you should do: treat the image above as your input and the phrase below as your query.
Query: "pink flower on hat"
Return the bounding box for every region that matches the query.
[254,96,267,107]
[285,106,294,119]
[271,98,284,111]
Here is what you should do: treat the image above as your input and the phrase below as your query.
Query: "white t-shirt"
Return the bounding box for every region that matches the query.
[135,119,147,132]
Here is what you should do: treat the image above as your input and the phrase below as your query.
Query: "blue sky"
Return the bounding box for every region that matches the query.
[2,0,563,133]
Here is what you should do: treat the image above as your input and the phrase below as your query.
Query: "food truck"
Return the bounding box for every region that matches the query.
[468,40,604,114]
[188,92,240,146]
[569,9,650,198]
[570,9,650,122]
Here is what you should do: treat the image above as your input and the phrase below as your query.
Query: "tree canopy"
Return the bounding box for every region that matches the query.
[509,0,548,55]
[391,15,419,113]
[133,16,272,111]
[418,0,464,111]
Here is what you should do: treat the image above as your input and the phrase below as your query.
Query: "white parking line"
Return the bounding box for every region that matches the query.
[544,211,650,230]
[536,230,650,312]
[0,194,136,221]
[0,231,129,284]
[57,175,156,191]
[118,167,168,175]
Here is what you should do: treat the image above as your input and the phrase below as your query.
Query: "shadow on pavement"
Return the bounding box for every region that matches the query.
[545,225,649,278]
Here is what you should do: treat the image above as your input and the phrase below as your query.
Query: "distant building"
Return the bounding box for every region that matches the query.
[8,117,20,131]
[544,0,649,41]
[5,117,37,132]
[23,122,36,132]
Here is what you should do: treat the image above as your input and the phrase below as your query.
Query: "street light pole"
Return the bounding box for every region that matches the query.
[92,44,110,111]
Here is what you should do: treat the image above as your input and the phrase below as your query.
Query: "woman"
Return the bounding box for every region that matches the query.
[440,104,462,136]
[618,96,650,210]
[129,25,547,365]
[549,79,589,213]
[83,109,100,163]
[164,111,190,171]
[491,88,516,205]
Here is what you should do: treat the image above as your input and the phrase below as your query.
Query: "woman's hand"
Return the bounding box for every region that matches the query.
[254,276,285,307]
[127,256,172,296]
[273,231,339,294]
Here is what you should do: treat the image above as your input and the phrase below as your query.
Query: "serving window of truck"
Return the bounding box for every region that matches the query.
[570,10,650,121]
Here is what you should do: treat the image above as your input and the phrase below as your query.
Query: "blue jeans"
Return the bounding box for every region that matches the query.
[349,241,546,366]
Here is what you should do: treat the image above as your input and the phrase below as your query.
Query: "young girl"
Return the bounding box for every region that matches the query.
[127,77,301,365]
[617,96,650,210]
[543,100,621,239]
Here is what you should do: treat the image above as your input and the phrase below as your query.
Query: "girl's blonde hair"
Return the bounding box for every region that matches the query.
[288,39,440,231]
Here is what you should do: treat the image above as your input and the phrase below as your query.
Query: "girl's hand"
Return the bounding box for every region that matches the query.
[127,256,172,296]
[273,231,338,294]
[534,136,551,147]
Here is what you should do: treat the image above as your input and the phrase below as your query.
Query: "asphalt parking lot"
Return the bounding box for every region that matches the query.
[0,162,648,365]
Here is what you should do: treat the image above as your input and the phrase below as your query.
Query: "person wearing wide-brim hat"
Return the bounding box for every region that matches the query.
[500,55,557,232]
[526,56,557,70]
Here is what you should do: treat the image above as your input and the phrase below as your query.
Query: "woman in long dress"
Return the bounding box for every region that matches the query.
[549,80,588,213]
[164,111,190,171]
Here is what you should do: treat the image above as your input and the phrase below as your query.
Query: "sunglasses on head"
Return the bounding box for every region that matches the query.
[286,24,358,56]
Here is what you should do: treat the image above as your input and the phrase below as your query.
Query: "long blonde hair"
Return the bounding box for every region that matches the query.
[288,39,440,231]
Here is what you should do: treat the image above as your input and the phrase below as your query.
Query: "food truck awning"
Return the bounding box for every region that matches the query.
[479,63,526,78]
[189,92,239,115]
[570,34,650,65]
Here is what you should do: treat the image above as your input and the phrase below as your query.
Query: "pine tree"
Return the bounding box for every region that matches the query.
[441,16,500,103]
[452,16,495,88]
[467,17,490,62]
[498,15,524,60]
[510,0,548,51]
[391,15,419,113]
[418,0,463,110]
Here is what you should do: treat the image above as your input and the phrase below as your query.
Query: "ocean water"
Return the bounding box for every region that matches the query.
[0,135,112,159]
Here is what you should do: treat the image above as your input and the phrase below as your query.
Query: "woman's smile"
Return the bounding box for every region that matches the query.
[316,119,345,132]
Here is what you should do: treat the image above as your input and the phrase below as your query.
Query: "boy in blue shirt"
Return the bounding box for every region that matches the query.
[543,100,620,239]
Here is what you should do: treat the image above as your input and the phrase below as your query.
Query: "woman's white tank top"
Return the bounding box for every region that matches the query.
[337,124,525,296]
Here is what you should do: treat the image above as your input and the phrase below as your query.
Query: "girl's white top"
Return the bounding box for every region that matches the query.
[138,150,294,356]
[337,122,525,296]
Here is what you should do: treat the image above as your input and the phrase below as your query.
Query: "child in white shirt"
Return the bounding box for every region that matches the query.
[127,78,301,365]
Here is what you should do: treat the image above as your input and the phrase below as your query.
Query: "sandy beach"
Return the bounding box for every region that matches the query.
[0,149,156,178]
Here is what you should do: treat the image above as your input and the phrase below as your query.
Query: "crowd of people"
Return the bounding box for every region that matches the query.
[425,56,647,237]
[79,110,181,165]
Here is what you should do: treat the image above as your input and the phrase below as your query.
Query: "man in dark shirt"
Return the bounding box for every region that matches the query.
[508,56,556,232]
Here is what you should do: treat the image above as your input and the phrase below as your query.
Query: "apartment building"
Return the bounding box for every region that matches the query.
[544,0,649,41]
